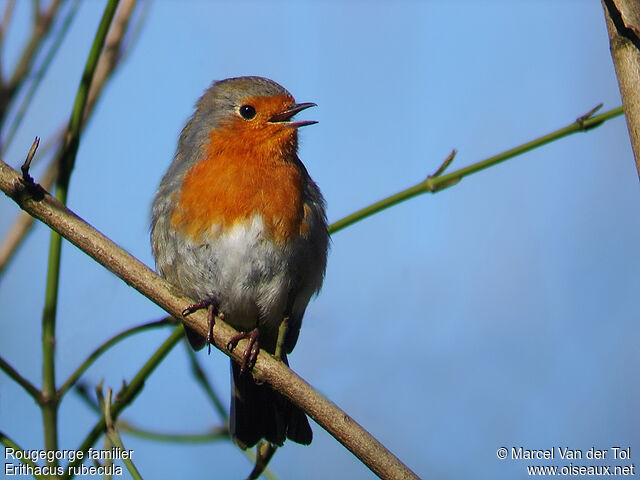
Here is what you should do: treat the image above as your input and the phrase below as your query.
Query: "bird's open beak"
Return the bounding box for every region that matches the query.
[269,102,317,128]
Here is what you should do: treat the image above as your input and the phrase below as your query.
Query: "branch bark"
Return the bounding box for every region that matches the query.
[0,159,420,480]
[602,0,640,178]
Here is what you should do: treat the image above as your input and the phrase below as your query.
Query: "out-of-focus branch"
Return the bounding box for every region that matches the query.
[0,430,46,480]
[184,344,228,421]
[85,0,137,117]
[58,318,173,399]
[0,0,62,133]
[0,158,420,480]
[102,388,144,480]
[0,0,140,280]
[6,0,62,92]
[1,0,80,155]
[0,355,41,400]
[602,0,640,178]
[0,1,17,75]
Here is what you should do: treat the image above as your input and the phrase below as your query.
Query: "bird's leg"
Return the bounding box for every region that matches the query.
[227,328,260,373]
[182,299,222,354]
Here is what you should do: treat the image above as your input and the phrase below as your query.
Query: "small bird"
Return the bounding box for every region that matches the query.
[151,76,328,449]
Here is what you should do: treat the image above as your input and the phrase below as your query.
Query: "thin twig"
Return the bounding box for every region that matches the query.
[0,0,17,48]
[1,0,81,155]
[119,422,229,443]
[85,0,137,118]
[328,105,625,233]
[63,327,185,480]
[74,381,229,442]
[0,430,46,480]
[104,388,144,480]
[0,355,41,400]
[184,344,228,420]
[58,318,173,399]
[246,442,278,480]
[7,0,62,92]
[119,0,150,65]
[0,0,17,82]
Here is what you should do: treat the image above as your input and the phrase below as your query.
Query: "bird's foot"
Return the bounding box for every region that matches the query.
[182,299,222,354]
[227,328,260,373]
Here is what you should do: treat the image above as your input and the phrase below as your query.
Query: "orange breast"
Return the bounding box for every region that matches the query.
[171,125,307,244]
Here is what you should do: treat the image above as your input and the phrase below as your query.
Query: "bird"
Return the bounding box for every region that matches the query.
[150,76,328,449]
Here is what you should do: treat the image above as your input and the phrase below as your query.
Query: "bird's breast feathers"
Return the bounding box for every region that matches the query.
[169,129,310,245]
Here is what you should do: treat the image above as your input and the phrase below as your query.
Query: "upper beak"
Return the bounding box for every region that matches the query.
[268,102,317,127]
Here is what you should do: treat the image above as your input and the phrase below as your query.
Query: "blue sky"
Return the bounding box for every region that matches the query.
[1,2,639,479]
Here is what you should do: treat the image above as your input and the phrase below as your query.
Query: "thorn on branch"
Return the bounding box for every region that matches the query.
[20,136,39,183]
[430,149,457,178]
[424,149,461,192]
[576,103,604,130]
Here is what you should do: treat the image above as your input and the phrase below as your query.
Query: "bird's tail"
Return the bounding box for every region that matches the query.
[230,357,312,449]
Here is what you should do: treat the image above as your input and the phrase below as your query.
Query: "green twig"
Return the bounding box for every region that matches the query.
[328,105,625,234]
[184,342,228,420]
[55,0,119,197]
[39,0,119,464]
[274,317,288,360]
[246,441,278,480]
[58,318,173,399]
[104,388,144,480]
[62,325,184,480]
[119,421,229,443]
[0,355,41,400]
[0,430,46,480]
[75,379,229,442]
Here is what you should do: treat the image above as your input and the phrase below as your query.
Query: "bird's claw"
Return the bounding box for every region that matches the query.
[227,328,260,373]
[182,300,220,354]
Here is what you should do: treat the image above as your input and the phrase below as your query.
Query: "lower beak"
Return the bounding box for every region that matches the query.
[269,102,317,127]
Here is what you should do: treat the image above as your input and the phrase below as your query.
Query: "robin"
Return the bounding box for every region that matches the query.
[151,76,328,449]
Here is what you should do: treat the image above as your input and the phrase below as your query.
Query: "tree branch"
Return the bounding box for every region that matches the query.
[0,158,420,480]
[602,0,640,178]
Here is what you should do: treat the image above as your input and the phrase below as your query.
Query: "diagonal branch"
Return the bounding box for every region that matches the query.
[0,355,41,400]
[0,430,46,480]
[57,318,173,399]
[329,105,624,233]
[0,158,420,480]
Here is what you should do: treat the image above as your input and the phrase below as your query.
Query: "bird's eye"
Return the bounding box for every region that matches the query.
[239,104,257,120]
